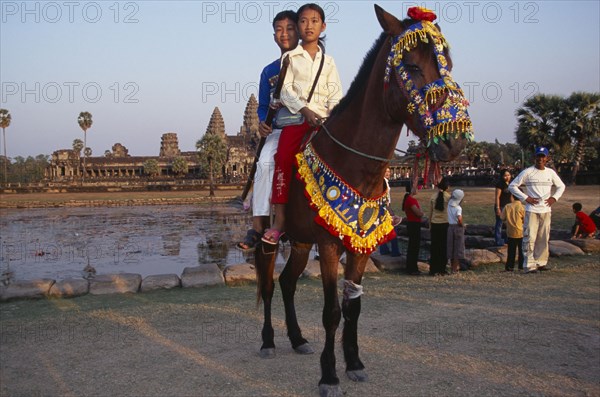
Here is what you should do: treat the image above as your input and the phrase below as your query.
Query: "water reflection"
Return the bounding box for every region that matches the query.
[162,232,181,256]
[0,205,260,282]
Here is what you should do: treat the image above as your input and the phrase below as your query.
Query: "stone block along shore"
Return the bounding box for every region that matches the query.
[2,237,598,302]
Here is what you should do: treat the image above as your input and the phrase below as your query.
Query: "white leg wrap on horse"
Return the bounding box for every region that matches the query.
[343,280,363,300]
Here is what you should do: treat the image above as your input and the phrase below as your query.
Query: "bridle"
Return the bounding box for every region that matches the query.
[319,122,392,163]
[311,20,472,164]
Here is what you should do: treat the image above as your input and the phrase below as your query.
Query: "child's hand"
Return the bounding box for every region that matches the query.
[300,107,321,127]
[258,121,272,138]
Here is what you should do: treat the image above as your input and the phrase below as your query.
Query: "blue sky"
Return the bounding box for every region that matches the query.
[1,0,599,158]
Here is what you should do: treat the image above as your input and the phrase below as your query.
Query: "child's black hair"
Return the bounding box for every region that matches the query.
[297,3,327,50]
[435,178,449,211]
[401,182,411,211]
[573,202,583,212]
[272,10,298,28]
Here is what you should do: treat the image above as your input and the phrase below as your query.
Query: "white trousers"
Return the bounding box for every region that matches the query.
[252,129,281,217]
[522,211,551,270]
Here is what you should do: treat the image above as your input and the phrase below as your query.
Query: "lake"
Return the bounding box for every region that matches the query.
[0,204,294,282]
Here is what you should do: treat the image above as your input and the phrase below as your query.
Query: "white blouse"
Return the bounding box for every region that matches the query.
[280,45,343,118]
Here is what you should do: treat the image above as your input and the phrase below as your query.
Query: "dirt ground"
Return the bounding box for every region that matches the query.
[1,186,599,396]
[1,257,599,397]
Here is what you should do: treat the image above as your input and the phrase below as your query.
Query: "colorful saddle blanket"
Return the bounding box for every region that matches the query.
[295,143,396,254]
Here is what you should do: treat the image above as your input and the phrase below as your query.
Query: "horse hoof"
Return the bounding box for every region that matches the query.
[346,369,368,382]
[259,348,276,359]
[293,343,314,355]
[318,384,343,397]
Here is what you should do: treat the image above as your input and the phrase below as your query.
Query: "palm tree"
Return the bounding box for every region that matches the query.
[0,109,11,186]
[561,92,600,183]
[77,111,93,182]
[72,138,84,155]
[196,133,227,197]
[515,94,567,164]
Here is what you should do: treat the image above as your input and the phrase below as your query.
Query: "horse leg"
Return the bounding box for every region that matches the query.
[342,255,368,382]
[254,241,278,358]
[316,238,344,397]
[279,241,314,354]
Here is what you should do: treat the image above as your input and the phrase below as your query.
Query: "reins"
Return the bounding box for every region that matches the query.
[315,122,393,163]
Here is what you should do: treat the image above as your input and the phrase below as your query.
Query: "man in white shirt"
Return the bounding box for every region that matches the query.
[508,147,566,273]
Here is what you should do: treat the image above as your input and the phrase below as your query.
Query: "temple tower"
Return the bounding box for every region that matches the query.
[111,143,130,158]
[159,133,181,157]
[239,94,259,145]
[206,107,226,137]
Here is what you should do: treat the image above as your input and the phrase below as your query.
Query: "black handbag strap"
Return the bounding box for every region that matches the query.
[306,45,326,104]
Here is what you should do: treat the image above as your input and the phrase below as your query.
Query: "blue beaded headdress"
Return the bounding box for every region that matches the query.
[384,8,474,147]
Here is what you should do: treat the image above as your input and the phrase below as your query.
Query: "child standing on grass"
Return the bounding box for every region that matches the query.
[262,3,343,245]
[571,203,597,239]
[447,189,465,273]
[501,194,525,271]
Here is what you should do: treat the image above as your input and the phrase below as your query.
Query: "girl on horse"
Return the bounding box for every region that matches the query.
[262,3,343,245]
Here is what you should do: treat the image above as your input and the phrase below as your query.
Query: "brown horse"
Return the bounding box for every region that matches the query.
[255,5,473,396]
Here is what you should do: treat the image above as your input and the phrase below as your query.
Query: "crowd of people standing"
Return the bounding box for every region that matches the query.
[378,145,598,276]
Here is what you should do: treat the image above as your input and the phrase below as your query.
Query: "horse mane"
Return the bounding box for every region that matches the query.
[330,32,387,116]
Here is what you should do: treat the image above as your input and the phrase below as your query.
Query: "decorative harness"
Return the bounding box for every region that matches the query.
[296,143,395,254]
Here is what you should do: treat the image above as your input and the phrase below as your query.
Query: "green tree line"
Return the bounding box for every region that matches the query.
[0,155,50,184]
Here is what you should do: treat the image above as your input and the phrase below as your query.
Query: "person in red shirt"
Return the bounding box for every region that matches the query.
[402,183,424,275]
[571,203,597,238]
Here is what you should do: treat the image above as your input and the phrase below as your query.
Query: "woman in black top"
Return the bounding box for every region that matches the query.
[494,169,512,246]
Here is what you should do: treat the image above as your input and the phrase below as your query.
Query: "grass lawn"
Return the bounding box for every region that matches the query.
[388,185,600,230]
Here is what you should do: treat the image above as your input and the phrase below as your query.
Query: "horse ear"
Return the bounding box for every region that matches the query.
[374,4,404,35]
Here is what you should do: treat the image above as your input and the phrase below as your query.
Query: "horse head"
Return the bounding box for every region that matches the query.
[376,5,473,162]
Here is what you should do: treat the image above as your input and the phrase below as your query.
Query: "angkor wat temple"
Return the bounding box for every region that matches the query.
[46,95,260,184]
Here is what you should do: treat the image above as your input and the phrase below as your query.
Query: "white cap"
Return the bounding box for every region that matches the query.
[448,189,464,207]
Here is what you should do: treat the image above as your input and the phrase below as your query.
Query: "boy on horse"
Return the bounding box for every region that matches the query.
[237,10,299,250]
